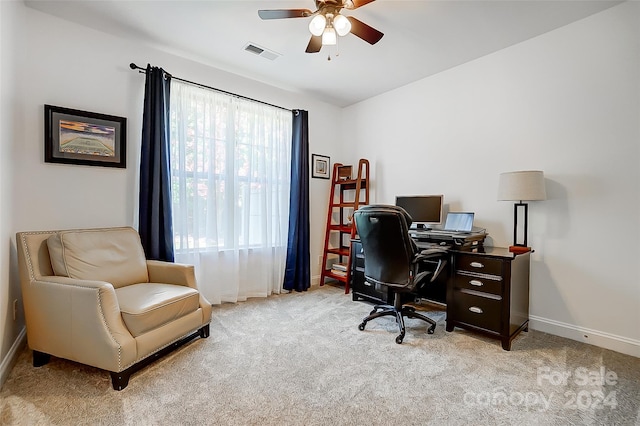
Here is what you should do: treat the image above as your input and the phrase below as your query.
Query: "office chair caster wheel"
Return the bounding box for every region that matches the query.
[395,335,404,344]
[428,325,436,334]
[358,322,366,331]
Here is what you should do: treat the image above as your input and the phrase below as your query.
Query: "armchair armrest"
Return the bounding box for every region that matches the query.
[146,260,212,320]
[24,276,136,372]
[146,260,197,288]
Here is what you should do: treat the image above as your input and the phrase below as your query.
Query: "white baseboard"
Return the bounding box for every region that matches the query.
[311,274,321,287]
[529,315,640,358]
[0,326,27,389]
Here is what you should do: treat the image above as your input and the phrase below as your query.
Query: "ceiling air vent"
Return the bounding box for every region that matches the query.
[243,43,280,61]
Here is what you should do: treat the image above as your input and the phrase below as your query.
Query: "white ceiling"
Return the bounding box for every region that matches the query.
[24,0,621,107]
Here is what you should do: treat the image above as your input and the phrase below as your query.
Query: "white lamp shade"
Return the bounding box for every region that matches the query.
[333,14,351,36]
[497,171,547,201]
[308,15,326,36]
[322,27,337,45]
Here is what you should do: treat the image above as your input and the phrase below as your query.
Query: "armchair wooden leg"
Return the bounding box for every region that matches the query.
[33,350,50,367]
[110,371,131,391]
[199,324,210,338]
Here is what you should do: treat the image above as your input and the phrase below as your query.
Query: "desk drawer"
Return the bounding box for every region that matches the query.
[452,290,502,332]
[456,254,503,276]
[454,274,502,296]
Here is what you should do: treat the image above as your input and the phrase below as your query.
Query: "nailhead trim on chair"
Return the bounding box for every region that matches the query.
[20,231,44,281]
[95,289,123,371]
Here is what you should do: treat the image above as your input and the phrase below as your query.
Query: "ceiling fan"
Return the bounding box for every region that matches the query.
[258,0,384,53]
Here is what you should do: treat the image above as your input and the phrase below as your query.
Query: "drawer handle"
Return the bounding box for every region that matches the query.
[469,306,483,314]
[470,262,484,268]
[469,279,483,287]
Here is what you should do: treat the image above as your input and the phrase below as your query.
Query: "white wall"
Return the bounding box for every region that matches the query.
[0,2,341,381]
[342,2,640,356]
[0,0,24,385]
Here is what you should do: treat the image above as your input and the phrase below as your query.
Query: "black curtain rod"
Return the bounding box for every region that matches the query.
[129,63,292,112]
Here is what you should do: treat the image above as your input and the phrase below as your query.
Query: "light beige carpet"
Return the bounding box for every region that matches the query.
[1,284,639,425]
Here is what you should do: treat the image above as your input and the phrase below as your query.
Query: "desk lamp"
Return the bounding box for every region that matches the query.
[497,170,546,253]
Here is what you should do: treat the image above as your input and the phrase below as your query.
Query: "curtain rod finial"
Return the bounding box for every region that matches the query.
[129,63,138,70]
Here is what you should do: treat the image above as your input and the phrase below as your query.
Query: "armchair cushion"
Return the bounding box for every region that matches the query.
[116,283,200,337]
[47,227,149,288]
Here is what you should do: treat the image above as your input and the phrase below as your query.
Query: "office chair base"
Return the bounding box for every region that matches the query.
[358,303,436,344]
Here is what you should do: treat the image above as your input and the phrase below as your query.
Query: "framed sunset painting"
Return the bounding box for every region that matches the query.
[44,105,126,168]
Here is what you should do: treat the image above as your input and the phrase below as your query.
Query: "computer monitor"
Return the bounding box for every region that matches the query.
[395,195,443,229]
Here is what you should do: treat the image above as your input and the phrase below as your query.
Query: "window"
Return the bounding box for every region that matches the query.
[169,81,292,253]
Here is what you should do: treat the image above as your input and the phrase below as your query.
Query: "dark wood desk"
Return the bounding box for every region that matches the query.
[350,239,531,351]
[446,247,531,351]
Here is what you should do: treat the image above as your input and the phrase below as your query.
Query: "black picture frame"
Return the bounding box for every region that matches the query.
[44,104,127,168]
[312,154,330,179]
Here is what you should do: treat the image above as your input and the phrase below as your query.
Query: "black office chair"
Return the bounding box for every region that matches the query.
[353,205,448,344]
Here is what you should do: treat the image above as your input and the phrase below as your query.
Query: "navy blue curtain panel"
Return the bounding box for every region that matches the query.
[138,64,174,261]
[283,110,310,292]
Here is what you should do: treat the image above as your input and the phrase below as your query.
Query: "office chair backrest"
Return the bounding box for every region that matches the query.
[353,205,417,289]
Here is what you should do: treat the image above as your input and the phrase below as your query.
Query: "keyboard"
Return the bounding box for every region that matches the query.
[427,229,459,235]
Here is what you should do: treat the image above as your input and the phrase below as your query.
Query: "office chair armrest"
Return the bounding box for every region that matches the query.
[414,249,448,282]
[414,258,449,283]
[431,258,448,281]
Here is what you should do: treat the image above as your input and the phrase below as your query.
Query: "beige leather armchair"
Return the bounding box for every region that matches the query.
[16,227,212,390]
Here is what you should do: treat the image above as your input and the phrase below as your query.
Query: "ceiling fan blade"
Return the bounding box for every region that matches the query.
[258,9,313,20]
[305,35,322,53]
[347,16,384,45]
[344,0,376,10]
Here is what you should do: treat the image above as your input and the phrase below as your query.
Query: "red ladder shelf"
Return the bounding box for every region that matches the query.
[319,159,370,294]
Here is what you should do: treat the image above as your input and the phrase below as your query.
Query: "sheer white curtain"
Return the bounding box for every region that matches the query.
[169,80,292,304]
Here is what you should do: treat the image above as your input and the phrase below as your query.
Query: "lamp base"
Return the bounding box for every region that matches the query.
[509,245,531,254]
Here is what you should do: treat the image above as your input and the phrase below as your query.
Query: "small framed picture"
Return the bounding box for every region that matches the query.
[44,104,127,168]
[312,154,330,179]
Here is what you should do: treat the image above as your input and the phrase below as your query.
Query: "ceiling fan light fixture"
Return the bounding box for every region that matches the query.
[308,14,326,36]
[333,14,351,36]
[322,26,337,45]
[258,0,384,54]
